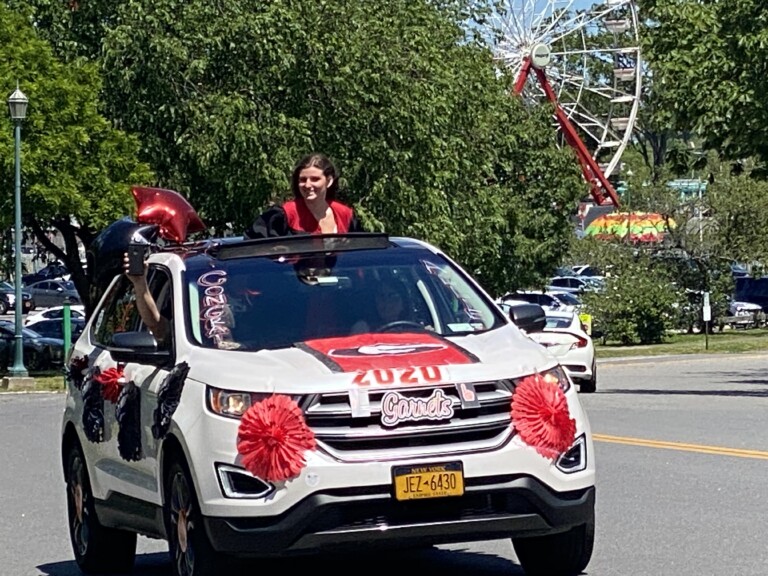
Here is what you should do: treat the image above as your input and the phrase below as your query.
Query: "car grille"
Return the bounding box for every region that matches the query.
[301,380,515,463]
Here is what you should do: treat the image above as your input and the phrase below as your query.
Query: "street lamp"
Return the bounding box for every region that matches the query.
[8,85,28,377]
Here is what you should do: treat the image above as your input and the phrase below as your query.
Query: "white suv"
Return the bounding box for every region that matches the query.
[61,233,595,576]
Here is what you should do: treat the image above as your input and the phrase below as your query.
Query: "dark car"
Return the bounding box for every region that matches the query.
[25,279,81,308]
[22,263,69,287]
[0,281,35,314]
[24,317,86,342]
[0,320,64,372]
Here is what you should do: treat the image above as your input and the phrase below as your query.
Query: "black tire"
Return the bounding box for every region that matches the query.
[0,300,7,315]
[579,360,597,393]
[26,349,48,372]
[512,515,595,576]
[165,456,226,576]
[65,442,137,574]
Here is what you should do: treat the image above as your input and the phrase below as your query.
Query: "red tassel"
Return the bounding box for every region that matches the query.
[512,374,576,460]
[237,395,316,483]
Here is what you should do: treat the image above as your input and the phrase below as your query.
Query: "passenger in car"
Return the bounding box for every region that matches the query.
[122,253,170,344]
[244,153,364,238]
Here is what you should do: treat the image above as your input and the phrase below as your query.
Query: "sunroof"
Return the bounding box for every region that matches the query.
[206,233,391,260]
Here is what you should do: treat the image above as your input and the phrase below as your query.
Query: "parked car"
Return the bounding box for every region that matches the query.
[25,279,81,308]
[571,264,603,280]
[62,232,595,576]
[501,290,568,313]
[0,320,64,371]
[526,311,596,393]
[24,304,86,326]
[546,275,601,294]
[729,300,763,317]
[0,281,36,314]
[25,317,86,342]
[22,262,70,286]
[0,292,10,316]
[546,290,584,313]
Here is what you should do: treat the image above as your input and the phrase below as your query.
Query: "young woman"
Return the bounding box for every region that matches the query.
[245,153,364,238]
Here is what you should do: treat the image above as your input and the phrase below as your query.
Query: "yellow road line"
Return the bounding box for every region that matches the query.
[593,434,768,460]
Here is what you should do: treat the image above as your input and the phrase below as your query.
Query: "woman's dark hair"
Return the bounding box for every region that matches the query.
[291,153,339,201]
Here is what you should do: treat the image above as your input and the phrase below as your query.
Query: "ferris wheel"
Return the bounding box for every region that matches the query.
[486,0,642,206]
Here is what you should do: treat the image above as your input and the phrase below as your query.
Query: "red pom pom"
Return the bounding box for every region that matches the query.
[511,374,576,460]
[237,395,316,483]
[132,186,205,243]
[94,366,124,404]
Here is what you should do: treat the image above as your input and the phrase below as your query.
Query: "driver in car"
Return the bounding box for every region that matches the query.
[351,278,415,334]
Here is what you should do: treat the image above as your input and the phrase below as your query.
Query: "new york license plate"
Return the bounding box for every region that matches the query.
[392,461,464,501]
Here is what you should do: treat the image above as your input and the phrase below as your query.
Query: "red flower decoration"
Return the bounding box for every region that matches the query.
[237,395,316,483]
[94,366,125,404]
[511,374,576,460]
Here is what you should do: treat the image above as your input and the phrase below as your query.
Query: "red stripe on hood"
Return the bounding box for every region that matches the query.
[299,332,477,372]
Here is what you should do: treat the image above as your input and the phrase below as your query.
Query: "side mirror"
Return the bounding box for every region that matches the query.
[108,331,171,367]
[509,303,547,333]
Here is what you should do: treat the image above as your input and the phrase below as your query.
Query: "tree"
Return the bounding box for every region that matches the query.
[10,0,588,296]
[0,3,152,312]
[641,1,768,166]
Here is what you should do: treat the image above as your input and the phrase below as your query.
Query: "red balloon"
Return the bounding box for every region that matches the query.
[131,186,206,243]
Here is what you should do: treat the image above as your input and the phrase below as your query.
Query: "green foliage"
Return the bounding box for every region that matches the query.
[0,3,152,309]
[581,252,677,345]
[10,0,586,297]
[641,0,768,164]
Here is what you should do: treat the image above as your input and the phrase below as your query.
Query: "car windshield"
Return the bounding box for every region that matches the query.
[545,316,574,329]
[184,244,505,350]
[553,292,581,305]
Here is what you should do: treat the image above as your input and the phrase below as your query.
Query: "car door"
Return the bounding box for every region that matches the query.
[38,281,59,307]
[85,267,175,505]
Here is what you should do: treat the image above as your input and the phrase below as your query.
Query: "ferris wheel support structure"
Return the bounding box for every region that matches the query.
[514,56,621,207]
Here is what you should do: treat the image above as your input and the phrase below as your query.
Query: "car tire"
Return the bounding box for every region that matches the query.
[165,456,227,576]
[512,514,595,576]
[0,300,6,315]
[580,360,597,394]
[26,349,51,372]
[65,442,137,574]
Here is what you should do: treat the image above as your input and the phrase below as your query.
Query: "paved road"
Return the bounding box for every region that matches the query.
[2,353,768,575]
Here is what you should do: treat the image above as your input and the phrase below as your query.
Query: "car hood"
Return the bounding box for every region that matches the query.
[182,324,557,392]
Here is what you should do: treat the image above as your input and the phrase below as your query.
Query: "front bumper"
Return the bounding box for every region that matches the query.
[203,476,595,557]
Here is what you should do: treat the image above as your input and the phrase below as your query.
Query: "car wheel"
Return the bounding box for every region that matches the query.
[580,360,597,394]
[0,300,6,315]
[65,441,137,573]
[165,456,225,576]
[512,514,595,576]
[26,349,50,372]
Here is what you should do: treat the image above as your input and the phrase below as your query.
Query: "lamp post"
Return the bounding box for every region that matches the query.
[8,85,28,377]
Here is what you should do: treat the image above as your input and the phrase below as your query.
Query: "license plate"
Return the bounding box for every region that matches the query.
[392,461,464,501]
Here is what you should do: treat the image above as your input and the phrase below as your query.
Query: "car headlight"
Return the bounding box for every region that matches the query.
[519,365,571,393]
[207,387,278,419]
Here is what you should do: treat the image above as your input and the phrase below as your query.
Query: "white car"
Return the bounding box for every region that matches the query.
[729,300,762,316]
[24,304,86,326]
[61,232,595,576]
[546,290,584,313]
[527,311,596,393]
